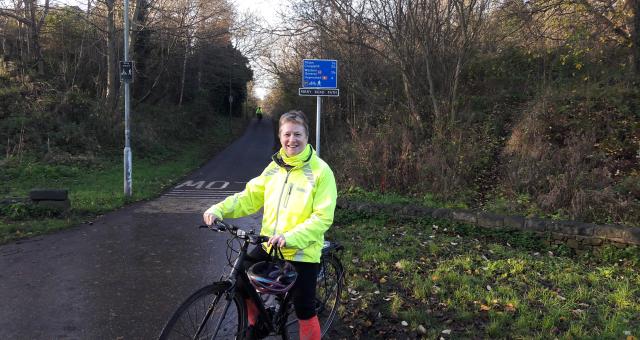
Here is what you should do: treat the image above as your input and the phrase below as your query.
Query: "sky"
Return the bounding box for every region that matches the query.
[233,0,281,25]
[232,0,284,100]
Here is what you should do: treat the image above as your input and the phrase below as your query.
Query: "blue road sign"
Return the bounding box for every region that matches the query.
[302,59,337,88]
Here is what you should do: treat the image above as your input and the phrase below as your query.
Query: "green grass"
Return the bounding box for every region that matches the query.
[0,118,245,243]
[328,208,640,338]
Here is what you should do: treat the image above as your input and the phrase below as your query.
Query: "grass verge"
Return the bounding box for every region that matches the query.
[0,117,246,244]
[327,208,640,338]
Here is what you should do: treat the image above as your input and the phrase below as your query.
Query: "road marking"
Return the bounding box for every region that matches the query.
[165,180,248,199]
[162,189,240,200]
[169,190,240,194]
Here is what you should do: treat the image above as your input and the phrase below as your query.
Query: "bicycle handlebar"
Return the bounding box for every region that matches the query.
[199,221,270,244]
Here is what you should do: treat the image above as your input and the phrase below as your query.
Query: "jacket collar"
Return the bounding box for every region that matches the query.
[272,145,314,170]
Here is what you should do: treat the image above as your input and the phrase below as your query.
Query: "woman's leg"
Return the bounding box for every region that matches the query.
[290,262,321,340]
[239,245,270,326]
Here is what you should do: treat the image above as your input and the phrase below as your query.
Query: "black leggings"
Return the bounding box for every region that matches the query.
[238,245,319,320]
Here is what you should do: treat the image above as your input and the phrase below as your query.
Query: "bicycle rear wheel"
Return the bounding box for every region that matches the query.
[159,283,247,340]
[283,254,344,339]
[315,255,343,335]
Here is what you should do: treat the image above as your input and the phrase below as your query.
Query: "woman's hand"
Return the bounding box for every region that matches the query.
[268,234,286,248]
[203,212,220,226]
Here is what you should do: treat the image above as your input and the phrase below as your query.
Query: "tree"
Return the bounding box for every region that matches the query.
[0,0,50,74]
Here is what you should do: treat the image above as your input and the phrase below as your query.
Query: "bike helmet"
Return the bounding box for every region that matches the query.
[247,254,298,294]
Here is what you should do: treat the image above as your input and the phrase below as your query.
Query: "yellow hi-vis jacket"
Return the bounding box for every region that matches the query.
[205,146,337,263]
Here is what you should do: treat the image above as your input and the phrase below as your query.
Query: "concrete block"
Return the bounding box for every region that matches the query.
[34,199,70,212]
[503,215,525,229]
[566,238,580,249]
[451,210,476,224]
[29,189,68,201]
[594,224,626,239]
[574,223,596,237]
[624,228,640,245]
[415,207,435,217]
[524,218,548,232]
[432,208,452,219]
[477,213,504,228]
[585,237,604,246]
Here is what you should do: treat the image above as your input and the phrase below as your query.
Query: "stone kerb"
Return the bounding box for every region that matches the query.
[337,198,640,249]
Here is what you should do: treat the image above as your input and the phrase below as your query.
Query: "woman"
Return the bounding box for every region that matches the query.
[203,110,337,340]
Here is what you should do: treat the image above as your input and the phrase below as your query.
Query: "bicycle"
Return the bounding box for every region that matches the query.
[158,220,345,339]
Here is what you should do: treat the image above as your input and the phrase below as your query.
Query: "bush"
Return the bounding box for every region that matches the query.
[500,83,640,225]
[0,202,62,220]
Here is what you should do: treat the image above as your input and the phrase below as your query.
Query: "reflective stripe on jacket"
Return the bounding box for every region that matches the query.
[205,148,337,263]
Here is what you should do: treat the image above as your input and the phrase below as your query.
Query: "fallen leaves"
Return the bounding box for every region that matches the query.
[572,309,585,316]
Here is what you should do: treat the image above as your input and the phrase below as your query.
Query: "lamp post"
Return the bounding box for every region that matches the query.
[123,0,132,197]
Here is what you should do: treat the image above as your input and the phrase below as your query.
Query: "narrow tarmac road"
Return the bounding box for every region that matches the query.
[0,118,275,339]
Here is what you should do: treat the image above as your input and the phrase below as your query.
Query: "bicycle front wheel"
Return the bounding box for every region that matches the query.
[159,283,247,340]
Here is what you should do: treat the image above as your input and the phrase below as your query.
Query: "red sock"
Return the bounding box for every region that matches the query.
[299,315,321,340]
[245,298,258,326]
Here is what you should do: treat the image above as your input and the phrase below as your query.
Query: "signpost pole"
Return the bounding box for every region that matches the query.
[316,96,322,156]
[300,59,338,158]
[123,0,132,197]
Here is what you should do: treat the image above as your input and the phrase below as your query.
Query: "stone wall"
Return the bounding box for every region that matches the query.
[337,198,640,250]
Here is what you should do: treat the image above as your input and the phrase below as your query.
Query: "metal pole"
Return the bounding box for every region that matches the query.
[316,96,321,157]
[123,0,132,197]
[229,73,232,134]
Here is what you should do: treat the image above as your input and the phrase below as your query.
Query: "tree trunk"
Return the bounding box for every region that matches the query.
[20,0,48,75]
[633,0,640,77]
[400,65,422,129]
[131,0,150,99]
[178,35,190,107]
[105,0,119,112]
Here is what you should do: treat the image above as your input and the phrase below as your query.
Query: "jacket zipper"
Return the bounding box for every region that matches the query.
[273,169,292,236]
[283,184,293,209]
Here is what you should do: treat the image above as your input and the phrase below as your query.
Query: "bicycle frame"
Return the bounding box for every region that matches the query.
[203,222,294,338]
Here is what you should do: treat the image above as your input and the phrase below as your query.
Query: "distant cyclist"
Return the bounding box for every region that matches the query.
[256,106,264,121]
[204,110,337,340]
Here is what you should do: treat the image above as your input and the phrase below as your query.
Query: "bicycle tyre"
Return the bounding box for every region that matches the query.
[282,254,344,339]
[158,283,247,340]
[316,254,344,336]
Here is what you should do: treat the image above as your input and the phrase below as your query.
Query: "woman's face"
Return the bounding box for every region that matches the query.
[279,122,308,157]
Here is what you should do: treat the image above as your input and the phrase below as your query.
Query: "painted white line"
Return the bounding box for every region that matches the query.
[162,195,232,199]
[168,190,240,194]
[163,193,232,197]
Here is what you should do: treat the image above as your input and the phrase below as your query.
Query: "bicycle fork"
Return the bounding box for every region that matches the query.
[210,293,235,339]
[205,242,250,340]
